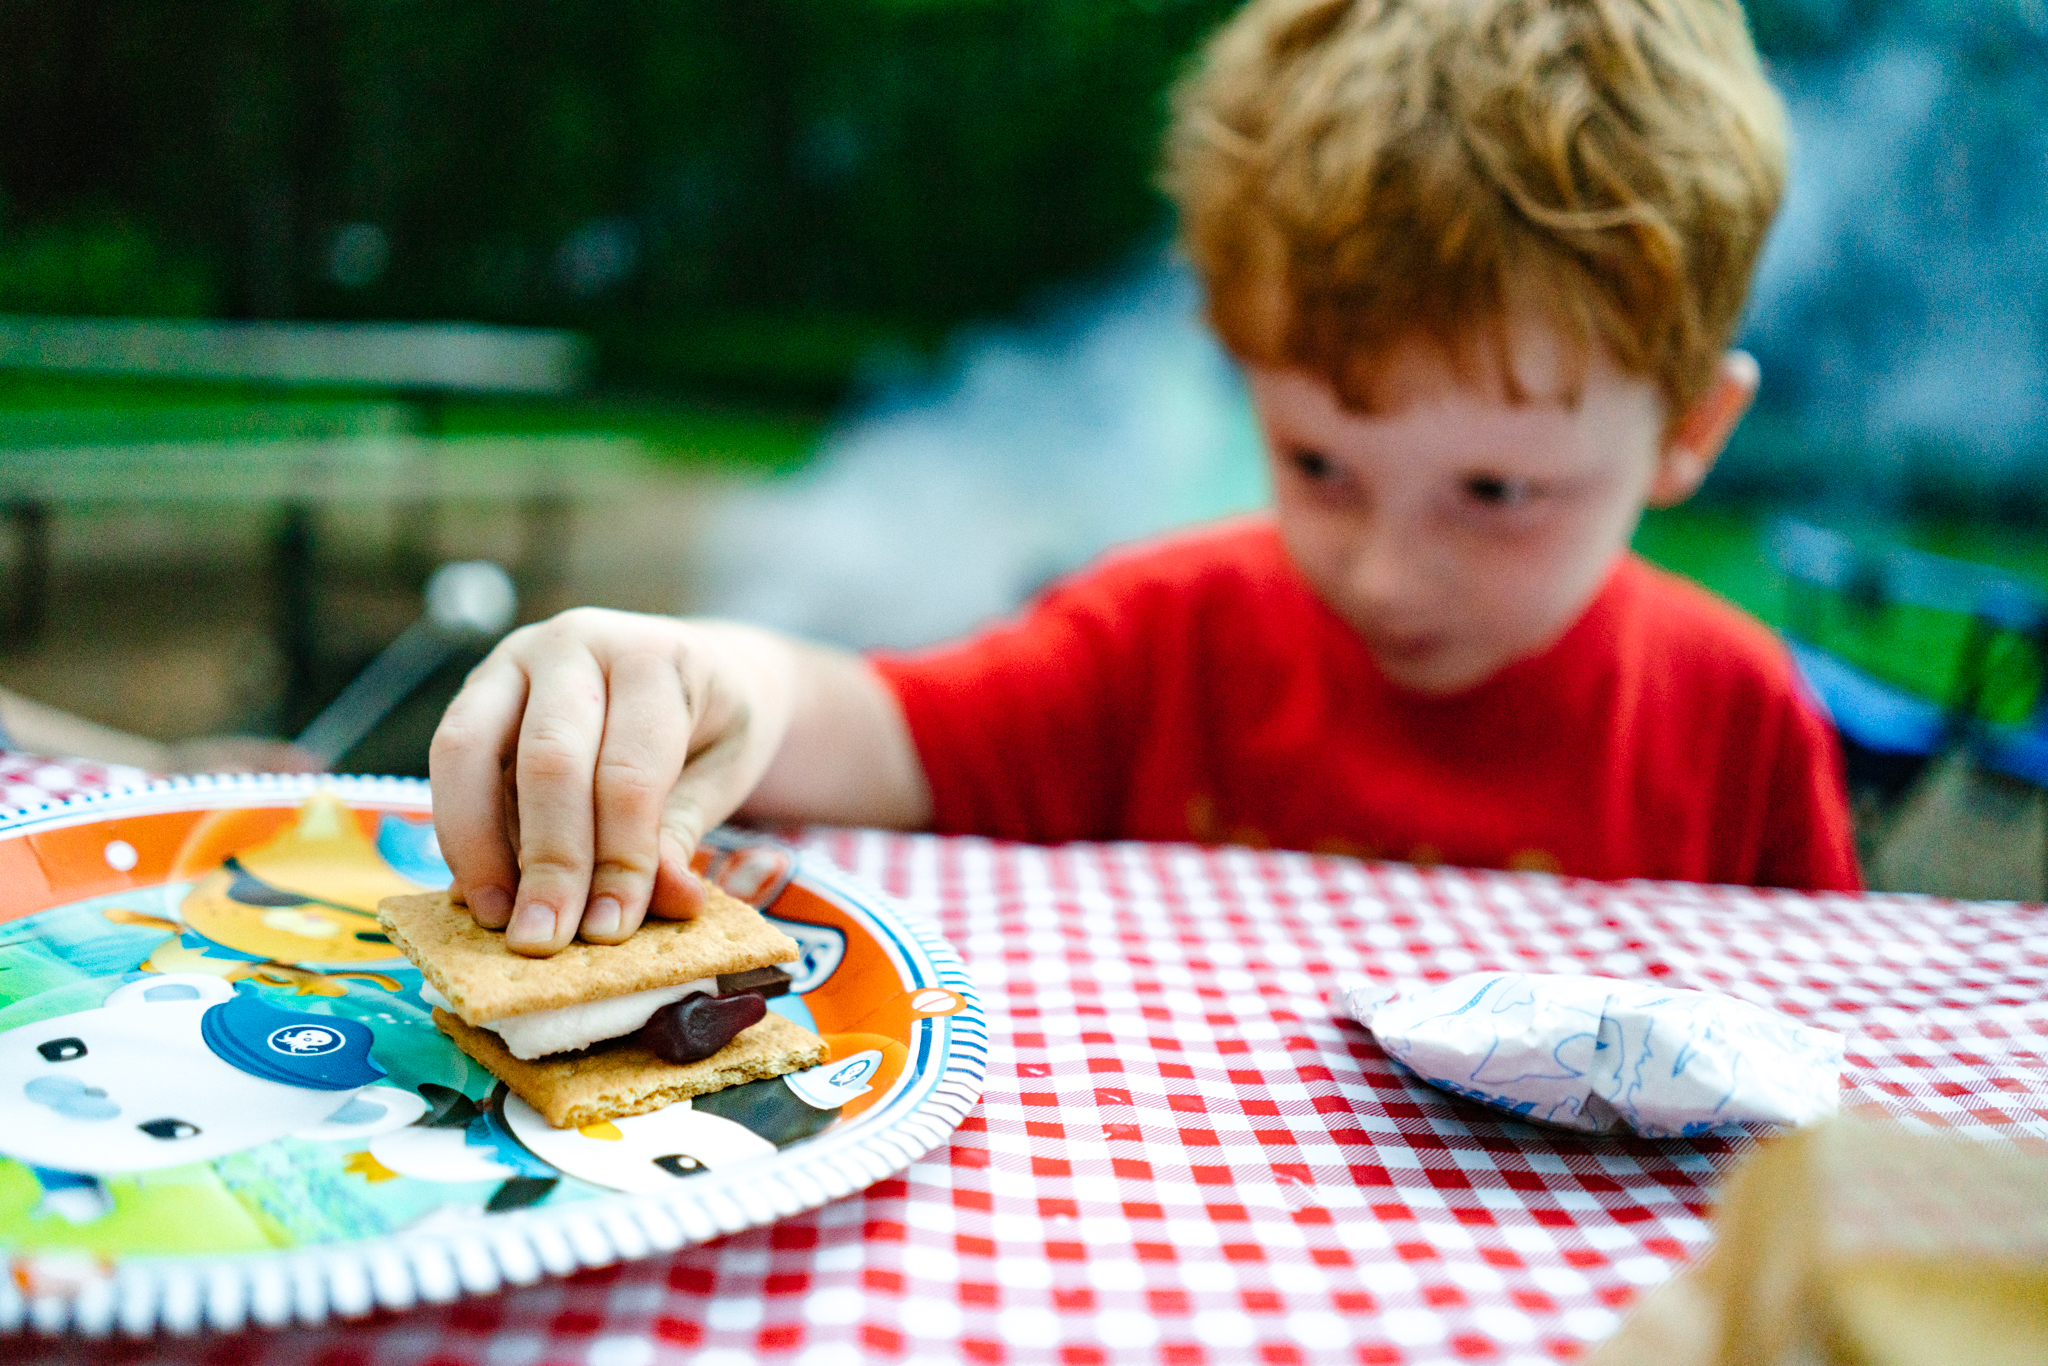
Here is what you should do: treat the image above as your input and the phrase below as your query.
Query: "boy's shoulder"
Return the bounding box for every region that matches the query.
[1605,553,1808,702]
[1085,515,1289,578]
[1044,516,1336,650]
[1057,515,1301,610]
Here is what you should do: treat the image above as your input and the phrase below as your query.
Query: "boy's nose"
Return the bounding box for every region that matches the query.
[1342,521,1429,616]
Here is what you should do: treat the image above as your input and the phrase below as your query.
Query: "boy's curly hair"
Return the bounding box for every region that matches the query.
[1164,0,1787,418]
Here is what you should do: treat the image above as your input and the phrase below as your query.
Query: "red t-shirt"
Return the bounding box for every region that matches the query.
[871,518,1860,891]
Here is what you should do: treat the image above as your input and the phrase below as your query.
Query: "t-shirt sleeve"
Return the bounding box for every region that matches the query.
[868,568,1156,842]
[1751,682,1864,892]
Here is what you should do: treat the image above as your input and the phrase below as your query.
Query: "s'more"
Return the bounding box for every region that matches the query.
[378,882,829,1128]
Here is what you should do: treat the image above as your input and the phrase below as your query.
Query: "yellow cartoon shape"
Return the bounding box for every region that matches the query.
[129,791,431,989]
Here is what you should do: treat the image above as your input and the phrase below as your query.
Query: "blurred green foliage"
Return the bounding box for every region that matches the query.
[1634,506,2048,720]
[0,217,216,317]
[0,0,1934,403]
[0,0,1238,402]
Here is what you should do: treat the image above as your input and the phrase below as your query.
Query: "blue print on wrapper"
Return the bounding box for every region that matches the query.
[1451,976,1602,1089]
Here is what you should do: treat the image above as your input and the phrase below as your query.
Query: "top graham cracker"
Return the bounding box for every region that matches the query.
[377,882,800,1026]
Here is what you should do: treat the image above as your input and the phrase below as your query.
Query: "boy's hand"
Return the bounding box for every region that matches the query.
[429,610,797,957]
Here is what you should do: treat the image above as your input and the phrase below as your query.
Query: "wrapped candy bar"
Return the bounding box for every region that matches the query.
[1343,972,1843,1137]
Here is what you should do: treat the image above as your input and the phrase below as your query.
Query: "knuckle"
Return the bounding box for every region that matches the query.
[592,854,659,883]
[516,845,589,880]
[663,797,711,847]
[429,711,492,762]
[551,607,633,651]
[518,722,594,781]
[594,754,667,808]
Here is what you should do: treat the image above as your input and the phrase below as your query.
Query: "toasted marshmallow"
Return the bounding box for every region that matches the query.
[420,978,718,1060]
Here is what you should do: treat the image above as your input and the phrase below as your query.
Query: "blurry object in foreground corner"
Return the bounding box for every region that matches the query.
[293,561,516,768]
[1590,1119,2048,1366]
[1772,518,2048,900]
[692,258,1267,650]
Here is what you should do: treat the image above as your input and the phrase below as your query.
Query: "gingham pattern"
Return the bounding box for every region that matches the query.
[9,817,2047,1366]
[0,751,147,811]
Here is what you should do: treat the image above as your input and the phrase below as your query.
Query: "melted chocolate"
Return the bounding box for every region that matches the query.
[716,965,792,999]
[639,990,767,1064]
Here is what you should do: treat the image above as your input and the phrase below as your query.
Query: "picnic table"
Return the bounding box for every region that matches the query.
[3,755,2045,1365]
[0,315,615,715]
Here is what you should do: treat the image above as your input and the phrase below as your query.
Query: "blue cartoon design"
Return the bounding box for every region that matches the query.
[101,793,448,998]
[0,974,423,1223]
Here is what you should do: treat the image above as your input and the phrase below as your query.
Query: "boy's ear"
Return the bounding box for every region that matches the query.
[1649,350,1759,507]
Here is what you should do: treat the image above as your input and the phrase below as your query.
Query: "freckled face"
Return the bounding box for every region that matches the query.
[1252,324,1674,695]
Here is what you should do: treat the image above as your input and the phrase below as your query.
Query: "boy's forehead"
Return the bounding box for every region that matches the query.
[1329,312,1603,416]
[1221,257,1599,416]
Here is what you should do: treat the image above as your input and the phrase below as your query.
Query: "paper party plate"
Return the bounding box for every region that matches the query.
[0,775,986,1335]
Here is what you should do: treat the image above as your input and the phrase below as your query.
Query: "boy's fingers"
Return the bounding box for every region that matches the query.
[649,724,753,919]
[647,860,712,925]
[503,649,608,956]
[646,828,711,921]
[581,652,689,944]
[428,655,528,930]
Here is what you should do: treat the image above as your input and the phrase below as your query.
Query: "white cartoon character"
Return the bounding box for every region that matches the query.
[0,973,423,1222]
[361,1051,885,1210]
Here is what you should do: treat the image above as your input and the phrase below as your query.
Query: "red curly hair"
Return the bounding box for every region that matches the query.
[1164,0,1788,418]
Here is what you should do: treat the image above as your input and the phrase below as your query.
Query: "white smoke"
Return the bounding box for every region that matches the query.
[690,257,1267,648]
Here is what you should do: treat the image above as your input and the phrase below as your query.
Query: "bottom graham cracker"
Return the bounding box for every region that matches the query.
[435,1007,829,1129]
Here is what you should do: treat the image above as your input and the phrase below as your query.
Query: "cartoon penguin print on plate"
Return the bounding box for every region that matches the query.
[361,1051,884,1207]
[106,792,447,996]
[0,973,423,1222]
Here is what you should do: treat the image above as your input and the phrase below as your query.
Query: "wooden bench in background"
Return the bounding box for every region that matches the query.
[0,314,645,719]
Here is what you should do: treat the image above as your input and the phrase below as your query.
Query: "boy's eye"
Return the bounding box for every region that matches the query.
[1464,475,1534,507]
[1290,449,1336,481]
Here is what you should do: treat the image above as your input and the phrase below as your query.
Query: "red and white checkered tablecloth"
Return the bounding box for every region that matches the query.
[0,751,150,812]
[10,811,2048,1366]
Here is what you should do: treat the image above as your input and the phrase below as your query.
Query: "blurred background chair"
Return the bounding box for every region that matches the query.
[291,559,518,769]
[1771,518,2048,899]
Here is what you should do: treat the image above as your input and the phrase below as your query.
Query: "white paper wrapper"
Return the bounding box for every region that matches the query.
[1343,972,1843,1137]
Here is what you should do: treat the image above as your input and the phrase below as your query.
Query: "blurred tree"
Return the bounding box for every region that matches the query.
[0,0,1238,401]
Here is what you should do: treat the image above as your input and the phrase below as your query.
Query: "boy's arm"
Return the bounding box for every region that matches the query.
[428,609,929,958]
[0,686,322,775]
[0,686,176,770]
[739,637,931,830]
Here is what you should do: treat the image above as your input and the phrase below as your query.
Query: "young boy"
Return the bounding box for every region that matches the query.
[430,0,1859,958]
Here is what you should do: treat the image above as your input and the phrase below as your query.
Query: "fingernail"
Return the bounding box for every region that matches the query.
[507,902,558,945]
[582,896,623,941]
[469,886,512,927]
